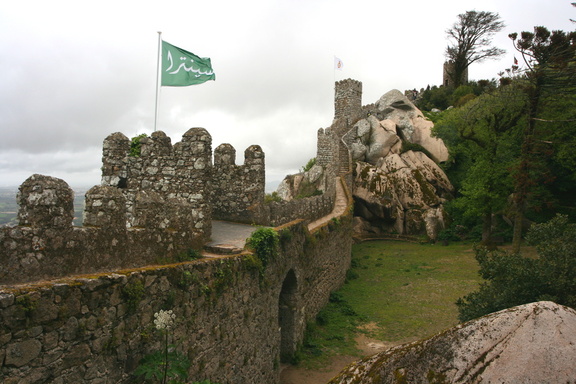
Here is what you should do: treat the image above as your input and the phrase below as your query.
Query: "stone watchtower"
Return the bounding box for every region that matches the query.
[333,79,363,174]
[334,79,362,126]
[316,79,363,175]
[443,61,468,88]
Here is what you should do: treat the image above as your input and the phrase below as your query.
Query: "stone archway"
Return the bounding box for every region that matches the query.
[279,269,298,363]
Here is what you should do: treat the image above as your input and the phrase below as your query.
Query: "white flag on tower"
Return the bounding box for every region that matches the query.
[334,56,344,70]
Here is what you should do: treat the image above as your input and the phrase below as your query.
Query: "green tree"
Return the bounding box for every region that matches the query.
[508,26,576,251]
[417,85,453,111]
[434,84,526,243]
[446,10,505,88]
[456,214,576,322]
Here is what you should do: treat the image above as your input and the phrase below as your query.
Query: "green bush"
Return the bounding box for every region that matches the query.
[456,214,576,322]
[454,93,477,107]
[295,178,323,199]
[246,227,279,268]
[264,191,282,203]
[129,133,148,157]
[301,157,317,173]
[176,248,202,262]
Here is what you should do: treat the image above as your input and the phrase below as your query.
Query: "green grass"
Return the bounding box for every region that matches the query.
[297,240,481,366]
[295,292,364,365]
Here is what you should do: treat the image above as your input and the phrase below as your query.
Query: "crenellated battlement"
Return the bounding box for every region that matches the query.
[212,143,266,223]
[0,84,360,384]
[0,128,272,284]
[101,128,213,233]
[1,125,347,285]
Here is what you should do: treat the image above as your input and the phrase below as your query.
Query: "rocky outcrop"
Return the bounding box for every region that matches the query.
[276,86,452,240]
[353,150,452,239]
[329,301,576,384]
[276,164,330,201]
[374,89,448,163]
[346,91,453,240]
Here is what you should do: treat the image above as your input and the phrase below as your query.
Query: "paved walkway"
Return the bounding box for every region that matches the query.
[206,177,348,255]
[205,220,258,255]
[307,177,348,232]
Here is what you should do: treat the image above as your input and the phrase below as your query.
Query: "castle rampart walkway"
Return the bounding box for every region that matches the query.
[205,177,348,256]
[204,220,259,255]
[308,177,348,232]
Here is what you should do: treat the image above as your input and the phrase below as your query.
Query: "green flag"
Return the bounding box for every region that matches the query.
[161,41,215,86]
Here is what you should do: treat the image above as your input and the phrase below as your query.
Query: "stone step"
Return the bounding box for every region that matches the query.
[204,243,243,255]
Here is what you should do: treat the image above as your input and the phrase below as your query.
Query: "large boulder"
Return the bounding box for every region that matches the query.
[276,164,330,201]
[329,301,576,384]
[376,89,448,163]
[353,151,453,240]
[276,87,453,240]
[343,89,453,240]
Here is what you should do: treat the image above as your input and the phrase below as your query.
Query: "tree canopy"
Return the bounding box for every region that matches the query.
[433,24,576,246]
[433,84,526,243]
[507,26,576,250]
[456,215,576,322]
[446,10,505,87]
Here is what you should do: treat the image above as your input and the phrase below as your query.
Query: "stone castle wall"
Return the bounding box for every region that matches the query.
[1,128,343,285]
[263,189,335,227]
[442,60,469,87]
[317,79,364,176]
[101,128,213,239]
[0,209,353,384]
[0,174,205,285]
[316,128,338,168]
[212,143,265,223]
[334,79,362,126]
[0,81,360,382]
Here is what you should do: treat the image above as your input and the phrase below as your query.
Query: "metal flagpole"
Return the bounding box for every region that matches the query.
[154,31,162,132]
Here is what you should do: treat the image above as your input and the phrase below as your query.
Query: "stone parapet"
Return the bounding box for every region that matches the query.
[0,210,353,383]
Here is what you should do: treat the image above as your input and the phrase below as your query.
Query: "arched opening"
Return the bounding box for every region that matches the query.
[279,269,298,363]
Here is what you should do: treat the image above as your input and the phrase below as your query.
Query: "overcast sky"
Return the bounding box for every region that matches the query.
[1,0,574,191]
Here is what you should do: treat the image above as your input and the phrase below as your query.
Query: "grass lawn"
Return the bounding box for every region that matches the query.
[298,240,482,366]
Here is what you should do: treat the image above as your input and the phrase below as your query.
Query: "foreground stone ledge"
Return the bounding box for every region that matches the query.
[330,301,576,384]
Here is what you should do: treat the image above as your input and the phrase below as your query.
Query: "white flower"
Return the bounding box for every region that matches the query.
[153,309,176,330]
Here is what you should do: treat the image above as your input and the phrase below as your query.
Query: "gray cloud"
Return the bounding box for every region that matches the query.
[1,0,573,190]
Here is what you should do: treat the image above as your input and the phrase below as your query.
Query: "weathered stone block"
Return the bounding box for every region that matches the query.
[5,339,42,367]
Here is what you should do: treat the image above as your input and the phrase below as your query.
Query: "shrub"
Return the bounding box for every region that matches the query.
[176,248,202,262]
[246,227,279,268]
[264,192,282,203]
[454,93,477,107]
[129,133,148,157]
[301,158,316,173]
[456,214,576,322]
[122,279,145,312]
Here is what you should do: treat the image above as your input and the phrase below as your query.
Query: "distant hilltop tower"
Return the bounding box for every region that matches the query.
[327,79,363,175]
[334,79,362,125]
[443,61,468,88]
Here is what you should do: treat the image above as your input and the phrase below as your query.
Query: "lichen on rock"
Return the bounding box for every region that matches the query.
[329,301,576,384]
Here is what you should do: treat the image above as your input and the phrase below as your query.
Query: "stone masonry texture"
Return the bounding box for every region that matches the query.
[0,123,355,383]
[0,216,352,383]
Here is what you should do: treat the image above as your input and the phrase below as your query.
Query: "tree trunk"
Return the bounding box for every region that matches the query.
[481,210,492,246]
[512,207,524,253]
[512,80,541,253]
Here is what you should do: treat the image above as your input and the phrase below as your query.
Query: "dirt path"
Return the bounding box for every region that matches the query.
[280,330,398,384]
